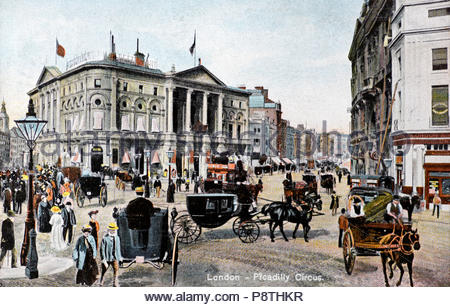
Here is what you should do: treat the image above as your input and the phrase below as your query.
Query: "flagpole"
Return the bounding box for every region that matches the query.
[194,30,197,67]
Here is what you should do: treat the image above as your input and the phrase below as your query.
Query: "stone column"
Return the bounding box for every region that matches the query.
[167,86,174,133]
[202,91,209,126]
[185,89,192,132]
[111,75,117,131]
[56,82,61,132]
[218,93,224,134]
[50,90,54,131]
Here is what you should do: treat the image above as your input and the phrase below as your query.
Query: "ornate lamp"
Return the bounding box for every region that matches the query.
[14,99,47,278]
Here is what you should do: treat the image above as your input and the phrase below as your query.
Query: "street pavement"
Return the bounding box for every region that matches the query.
[0,171,448,287]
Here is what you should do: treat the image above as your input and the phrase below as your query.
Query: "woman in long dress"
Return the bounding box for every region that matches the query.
[38,197,52,233]
[49,206,66,250]
[73,225,98,286]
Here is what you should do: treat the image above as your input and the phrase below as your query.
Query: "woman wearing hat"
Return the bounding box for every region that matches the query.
[73,225,98,286]
[49,206,66,251]
[88,210,100,250]
[99,222,122,287]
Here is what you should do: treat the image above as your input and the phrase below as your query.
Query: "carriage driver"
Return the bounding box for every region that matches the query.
[349,197,365,218]
[385,195,403,224]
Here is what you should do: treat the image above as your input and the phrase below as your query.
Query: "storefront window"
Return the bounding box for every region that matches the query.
[442,178,450,195]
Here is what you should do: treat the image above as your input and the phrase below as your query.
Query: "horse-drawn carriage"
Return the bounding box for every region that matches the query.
[113,197,179,285]
[115,169,133,191]
[320,173,335,193]
[343,189,421,286]
[350,175,395,192]
[75,173,107,208]
[302,173,318,194]
[170,194,265,244]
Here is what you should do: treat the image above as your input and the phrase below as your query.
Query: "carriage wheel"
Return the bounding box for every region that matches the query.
[100,186,107,207]
[171,213,201,244]
[232,217,245,235]
[75,187,85,208]
[343,230,355,275]
[171,233,179,286]
[238,221,260,243]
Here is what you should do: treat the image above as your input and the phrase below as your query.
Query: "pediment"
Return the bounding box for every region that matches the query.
[36,66,62,86]
[175,65,226,86]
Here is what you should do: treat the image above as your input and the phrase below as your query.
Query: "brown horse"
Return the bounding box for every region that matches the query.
[380,229,421,287]
[248,183,263,203]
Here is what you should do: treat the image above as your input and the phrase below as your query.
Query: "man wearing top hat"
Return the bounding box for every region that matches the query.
[0,210,17,269]
[99,222,122,287]
[385,195,404,224]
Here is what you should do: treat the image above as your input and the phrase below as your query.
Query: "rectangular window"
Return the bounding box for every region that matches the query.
[136,116,145,131]
[80,82,83,90]
[123,82,128,91]
[94,79,101,88]
[139,85,143,93]
[112,148,119,164]
[432,85,449,126]
[151,117,160,132]
[121,114,130,131]
[428,7,450,17]
[432,48,448,70]
[93,111,104,130]
[153,87,158,96]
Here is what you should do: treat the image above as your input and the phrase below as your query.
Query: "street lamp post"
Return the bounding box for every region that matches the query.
[15,99,47,279]
[167,149,174,202]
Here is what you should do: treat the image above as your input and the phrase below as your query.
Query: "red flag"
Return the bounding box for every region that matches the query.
[56,39,65,58]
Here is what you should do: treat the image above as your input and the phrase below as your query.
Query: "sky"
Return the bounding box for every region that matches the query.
[0,0,363,132]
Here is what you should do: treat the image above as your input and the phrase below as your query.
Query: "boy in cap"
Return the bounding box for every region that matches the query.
[0,210,17,269]
[99,222,122,287]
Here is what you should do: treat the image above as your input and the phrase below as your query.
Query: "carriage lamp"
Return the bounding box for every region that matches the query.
[14,98,47,278]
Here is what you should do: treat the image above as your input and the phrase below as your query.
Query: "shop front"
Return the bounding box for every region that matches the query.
[423,151,450,208]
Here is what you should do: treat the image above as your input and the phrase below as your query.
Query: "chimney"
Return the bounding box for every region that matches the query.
[108,34,117,60]
[134,38,145,66]
[198,58,202,66]
[238,84,246,90]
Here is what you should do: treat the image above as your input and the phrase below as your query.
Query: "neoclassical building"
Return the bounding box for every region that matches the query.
[27,41,250,177]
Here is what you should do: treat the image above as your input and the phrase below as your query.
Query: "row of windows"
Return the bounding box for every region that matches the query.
[94,79,159,96]
[428,7,450,18]
[426,144,449,151]
[397,48,448,74]
[63,81,84,96]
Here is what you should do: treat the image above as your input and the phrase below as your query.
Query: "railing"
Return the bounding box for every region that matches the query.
[66,51,158,71]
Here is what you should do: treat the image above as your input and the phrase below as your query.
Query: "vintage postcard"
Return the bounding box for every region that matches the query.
[0,0,448,305]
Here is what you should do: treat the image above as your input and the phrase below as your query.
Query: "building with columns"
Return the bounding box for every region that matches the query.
[388,0,450,206]
[27,39,250,177]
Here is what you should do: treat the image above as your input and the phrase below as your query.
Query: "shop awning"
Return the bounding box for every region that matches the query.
[122,151,131,164]
[271,157,282,165]
[151,151,160,164]
[282,158,294,165]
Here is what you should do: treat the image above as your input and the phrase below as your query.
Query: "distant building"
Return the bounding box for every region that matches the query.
[10,127,27,168]
[286,124,295,161]
[247,86,281,160]
[0,100,10,168]
[389,0,450,204]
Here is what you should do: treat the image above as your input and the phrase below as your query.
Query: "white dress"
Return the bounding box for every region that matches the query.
[49,213,66,251]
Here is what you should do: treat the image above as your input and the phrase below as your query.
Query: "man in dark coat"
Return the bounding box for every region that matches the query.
[153,176,162,198]
[167,180,175,203]
[62,200,77,244]
[176,176,182,192]
[194,179,199,194]
[338,171,342,183]
[0,210,17,268]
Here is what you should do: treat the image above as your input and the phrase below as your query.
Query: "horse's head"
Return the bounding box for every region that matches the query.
[411,229,421,251]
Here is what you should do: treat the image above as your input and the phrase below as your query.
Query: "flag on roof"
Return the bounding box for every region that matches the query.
[189,31,196,55]
[56,39,65,58]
